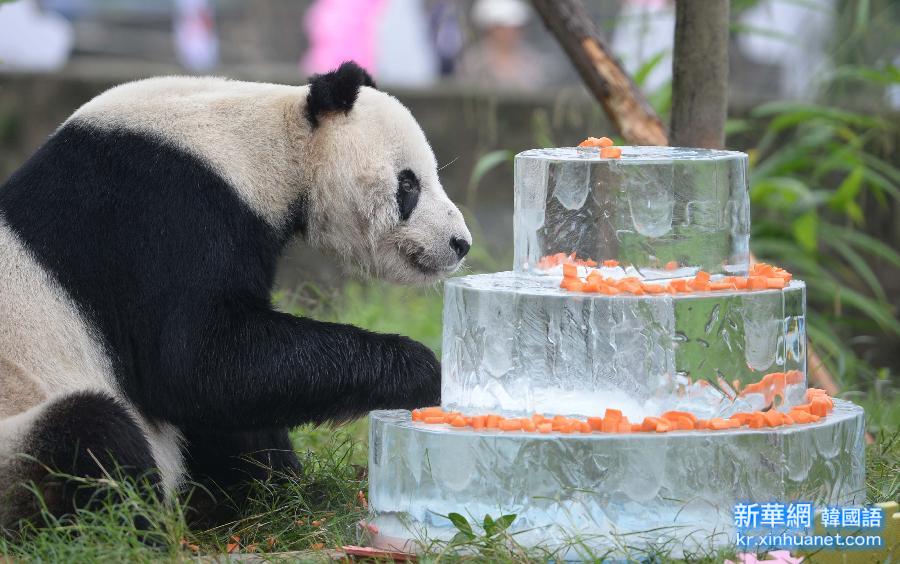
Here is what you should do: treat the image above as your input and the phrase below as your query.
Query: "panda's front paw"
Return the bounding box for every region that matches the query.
[388,335,441,409]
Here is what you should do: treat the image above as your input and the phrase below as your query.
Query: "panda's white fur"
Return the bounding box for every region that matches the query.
[70,76,470,284]
[1,210,187,502]
[0,63,468,525]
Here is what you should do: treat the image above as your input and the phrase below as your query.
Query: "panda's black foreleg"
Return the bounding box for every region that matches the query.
[150,295,441,431]
[3,391,159,529]
[181,427,299,527]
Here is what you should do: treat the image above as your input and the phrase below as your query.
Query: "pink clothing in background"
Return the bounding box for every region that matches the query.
[301,0,386,75]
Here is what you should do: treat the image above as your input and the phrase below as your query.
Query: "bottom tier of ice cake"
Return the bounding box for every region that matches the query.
[367,400,865,558]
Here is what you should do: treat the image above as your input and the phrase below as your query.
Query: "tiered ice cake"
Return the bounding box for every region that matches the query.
[367,147,865,556]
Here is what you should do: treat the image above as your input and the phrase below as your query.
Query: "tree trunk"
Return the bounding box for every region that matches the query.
[670,0,730,148]
[530,0,668,145]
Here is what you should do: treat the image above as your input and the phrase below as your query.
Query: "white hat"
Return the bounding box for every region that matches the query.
[472,0,530,28]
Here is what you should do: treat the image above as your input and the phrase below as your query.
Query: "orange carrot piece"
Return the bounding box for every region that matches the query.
[763,411,784,427]
[522,418,537,432]
[665,260,679,271]
[600,146,622,159]
[485,414,501,428]
[562,263,578,278]
[560,278,585,292]
[617,419,633,433]
[587,416,604,431]
[766,277,786,289]
[498,419,522,431]
[810,397,830,417]
[597,136,614,148]
[450,416,467,427]
[601,418,617,433]
[538,422,553,433]
[661,410,698,424]
[603,259,619,268]
[748,276,768,290]
[579,421,593,434]
[604,408,623,421]
[578,137,601,148]
[631,423,644,432]
[424,416,445,424]
[641,417,662,432]
[471,416,485,429]
[419,406,444,416]
[709,282,734,291]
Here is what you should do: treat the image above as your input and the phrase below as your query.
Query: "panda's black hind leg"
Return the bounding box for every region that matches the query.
[182,427,300,527]
[2,391,159,528]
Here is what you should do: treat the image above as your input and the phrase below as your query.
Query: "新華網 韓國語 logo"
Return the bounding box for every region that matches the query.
[732,502,884,550]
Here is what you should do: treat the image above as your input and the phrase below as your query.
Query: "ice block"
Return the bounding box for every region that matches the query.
[368,401,866,558]
[514,147,750,279]
[441,272,806,419]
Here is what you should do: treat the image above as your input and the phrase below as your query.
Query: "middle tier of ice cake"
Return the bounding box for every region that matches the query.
[514,146,750,279]
[442,272,807,419]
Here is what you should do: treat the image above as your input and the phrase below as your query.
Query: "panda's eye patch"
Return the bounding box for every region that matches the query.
[396,169,421,221]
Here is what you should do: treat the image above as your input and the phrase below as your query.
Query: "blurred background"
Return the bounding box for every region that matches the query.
[0,0,897,404]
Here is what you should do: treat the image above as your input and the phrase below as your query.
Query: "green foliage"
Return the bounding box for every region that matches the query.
[746,94,900,387]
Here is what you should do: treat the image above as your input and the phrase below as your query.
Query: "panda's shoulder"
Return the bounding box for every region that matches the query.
[70,76,297,124]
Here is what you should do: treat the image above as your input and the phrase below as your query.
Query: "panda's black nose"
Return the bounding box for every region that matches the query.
[450,237,470,260]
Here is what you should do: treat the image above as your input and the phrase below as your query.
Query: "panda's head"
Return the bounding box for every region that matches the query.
[302,62,471,284]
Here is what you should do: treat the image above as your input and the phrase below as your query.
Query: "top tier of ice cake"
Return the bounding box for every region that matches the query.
[514,146,750,279]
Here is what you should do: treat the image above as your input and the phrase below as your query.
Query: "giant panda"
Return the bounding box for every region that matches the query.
[0,61,471,526]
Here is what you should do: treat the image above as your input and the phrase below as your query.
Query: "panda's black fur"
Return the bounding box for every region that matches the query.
[0,62,450,527]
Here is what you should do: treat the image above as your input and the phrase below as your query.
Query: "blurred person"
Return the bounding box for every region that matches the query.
[375,0,438,86]
[457,0,551,91]
[174,0,219,72]
[0,0,72,71]
[301,0,386,75]
[430,0,464,76]
[736,0,835,100]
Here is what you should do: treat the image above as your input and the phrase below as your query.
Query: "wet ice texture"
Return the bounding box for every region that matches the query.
[368,401,865,555]
[442,272,806,419]
[514,147,751,279]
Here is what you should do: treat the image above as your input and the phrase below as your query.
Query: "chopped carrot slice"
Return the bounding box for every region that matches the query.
[763,411,784,427]
[562,263,578,278]
[665,260,679,271]
[498,419,522,431]
[600,146,622,159]
[597,137,614,148]
[450,416,467,427]
[522,418,536,432]
[604,408,623,421]
[748,276,768,290]
[560,278,585,292]
[587,416,603,431]
[471,416,485,429]
[603,259,619,267]
[579,421,593,434]
[617,419,633,433]
[641,417,662,432]
[601,418,618,433]
[538,422,553,433]
[766,277,786,289]
[485,414,501,428]
[424,416,445,424]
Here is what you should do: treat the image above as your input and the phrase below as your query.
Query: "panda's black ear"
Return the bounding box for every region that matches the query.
[305,61,377,128]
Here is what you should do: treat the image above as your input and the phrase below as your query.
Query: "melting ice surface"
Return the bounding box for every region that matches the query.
[368,401,866,558]
[513,146,751,279]
[441,272,807,419]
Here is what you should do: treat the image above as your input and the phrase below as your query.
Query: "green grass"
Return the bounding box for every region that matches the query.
[2,281,897,562]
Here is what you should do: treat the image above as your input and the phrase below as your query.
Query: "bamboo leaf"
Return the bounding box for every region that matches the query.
[791,212,819,253]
